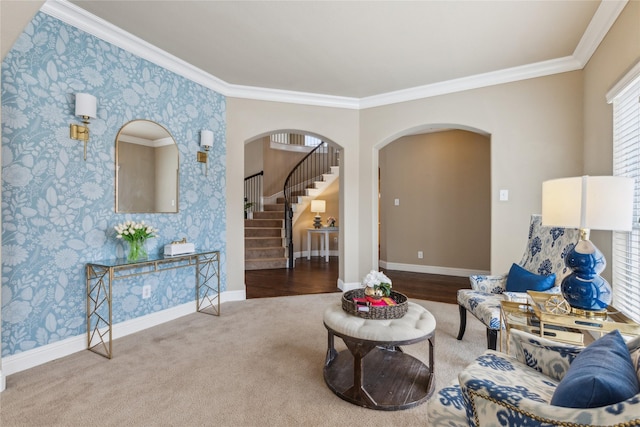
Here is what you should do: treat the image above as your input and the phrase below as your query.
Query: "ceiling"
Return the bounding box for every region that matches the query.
[56,1,624,106]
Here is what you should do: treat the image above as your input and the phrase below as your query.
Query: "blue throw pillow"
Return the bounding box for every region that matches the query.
[551,330,640,408]
[505,263,556,292]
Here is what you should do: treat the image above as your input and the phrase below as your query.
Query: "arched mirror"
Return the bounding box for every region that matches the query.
[115,120,179,213]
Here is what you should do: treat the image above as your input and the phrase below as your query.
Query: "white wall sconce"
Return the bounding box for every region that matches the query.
[69,93,97,161]
[197,129,214,176]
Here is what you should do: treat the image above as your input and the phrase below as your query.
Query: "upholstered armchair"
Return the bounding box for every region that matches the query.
[428,329,640,426]
[457,214,580,349]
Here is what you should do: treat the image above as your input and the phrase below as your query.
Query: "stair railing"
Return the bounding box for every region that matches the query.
[283,142,339,268]
[244,171,263,218]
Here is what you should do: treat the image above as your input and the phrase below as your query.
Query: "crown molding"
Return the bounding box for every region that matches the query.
[606,59,640,103]
[225,84,360,109]
[573,0,628,67]
[359,56,583,109]
[41,0,626,110]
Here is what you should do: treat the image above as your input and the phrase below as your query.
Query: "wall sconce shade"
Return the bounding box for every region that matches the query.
[69,93,97,161]
[200,130,214,150]
[75,93,97,119]
[541,175,634,312]
[197,130,214,176]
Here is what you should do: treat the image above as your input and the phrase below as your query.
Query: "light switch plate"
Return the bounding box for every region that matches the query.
[499,189,509,201]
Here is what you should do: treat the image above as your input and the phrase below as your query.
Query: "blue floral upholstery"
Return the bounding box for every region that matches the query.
[428,329,640,426]
[457,214,580,349]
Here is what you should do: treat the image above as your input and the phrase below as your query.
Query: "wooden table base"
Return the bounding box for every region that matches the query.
[323,344,434,411]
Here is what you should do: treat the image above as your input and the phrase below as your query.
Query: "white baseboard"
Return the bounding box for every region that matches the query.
[293,250,338,260]
[0,369,5,392]
[379,260,489,277]
[1,290,246,382]
[337,278,362,292]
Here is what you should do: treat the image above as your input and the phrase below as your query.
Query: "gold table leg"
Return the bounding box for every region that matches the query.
[196,252,220,316]
[86,265,113,359]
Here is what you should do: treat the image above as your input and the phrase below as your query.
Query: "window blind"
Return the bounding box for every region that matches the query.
[612,72,640,323]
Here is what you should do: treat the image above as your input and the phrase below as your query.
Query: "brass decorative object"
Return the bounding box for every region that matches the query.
[544,295,571,315]
[364,286,384,299]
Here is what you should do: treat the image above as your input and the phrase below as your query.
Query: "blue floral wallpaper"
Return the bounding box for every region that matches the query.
[1,13,227,357]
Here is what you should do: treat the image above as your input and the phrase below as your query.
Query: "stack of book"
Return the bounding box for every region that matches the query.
[352,296,396,312]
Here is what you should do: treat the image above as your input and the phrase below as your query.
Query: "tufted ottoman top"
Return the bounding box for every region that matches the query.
[323,301,436,343]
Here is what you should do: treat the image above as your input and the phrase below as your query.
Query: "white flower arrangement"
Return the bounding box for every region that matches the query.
[361,270,392,297]
[114,220,157,243]
[362,270,392,287]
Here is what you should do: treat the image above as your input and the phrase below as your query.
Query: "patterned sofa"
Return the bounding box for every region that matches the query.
[428,329,640,426]
[457,214,580,349]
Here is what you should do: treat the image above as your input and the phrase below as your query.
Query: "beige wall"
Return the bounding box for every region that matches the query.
[582,1,640,282]
[379,130,490,270]
[228,73,583,291]
[227,99,359,291]
[360,72,584,276]
[262,140,308,196]
[244,137,264,178]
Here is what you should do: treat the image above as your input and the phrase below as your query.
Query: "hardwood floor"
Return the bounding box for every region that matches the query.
[245,257,470,305]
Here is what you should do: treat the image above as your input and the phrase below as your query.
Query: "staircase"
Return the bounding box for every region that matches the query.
[244,200,287,270]
[244,166,339,270]
[245,134,340,270]
[287,166,339,225]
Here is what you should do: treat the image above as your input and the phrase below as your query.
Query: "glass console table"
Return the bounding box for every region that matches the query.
[86,250,220,359]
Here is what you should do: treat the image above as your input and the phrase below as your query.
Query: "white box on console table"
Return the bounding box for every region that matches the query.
[164,242,196,256]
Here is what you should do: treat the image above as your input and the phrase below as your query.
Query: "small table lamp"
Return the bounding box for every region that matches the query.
[542,176,634,313]
[311,200,326,229]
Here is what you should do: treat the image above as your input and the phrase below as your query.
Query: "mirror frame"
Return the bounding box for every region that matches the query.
[115,119,180,213]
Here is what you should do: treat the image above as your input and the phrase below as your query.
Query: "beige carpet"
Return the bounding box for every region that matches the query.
[0,293,485,426]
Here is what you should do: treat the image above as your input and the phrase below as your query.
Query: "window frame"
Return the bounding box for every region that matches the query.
[610,61,640,323]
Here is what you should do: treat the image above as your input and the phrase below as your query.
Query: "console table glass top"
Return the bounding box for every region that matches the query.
[86,250,220,359]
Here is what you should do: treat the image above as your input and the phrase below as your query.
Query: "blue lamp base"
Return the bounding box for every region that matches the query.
[561,238,611,312]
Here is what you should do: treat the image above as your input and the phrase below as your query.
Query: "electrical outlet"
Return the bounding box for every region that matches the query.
[418,251,424,259]
[142,285,151,299]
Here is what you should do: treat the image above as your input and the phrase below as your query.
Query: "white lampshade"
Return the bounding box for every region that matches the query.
[311,200,326,214]
[75,93,97,119]
[200,130,214,148]
[542,176,634,231]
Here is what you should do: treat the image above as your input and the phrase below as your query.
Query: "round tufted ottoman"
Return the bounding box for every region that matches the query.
[323,300,436,410]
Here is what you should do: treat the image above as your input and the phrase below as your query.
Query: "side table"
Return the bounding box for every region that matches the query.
[527,291,640,339]
[500,292,640,354]
[307,227,338,262]
[499,300,584,354]
[323,301,435,410]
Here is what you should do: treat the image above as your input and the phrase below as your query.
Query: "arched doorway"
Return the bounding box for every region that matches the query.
[244,130,343,298]
[378,125,491,279]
